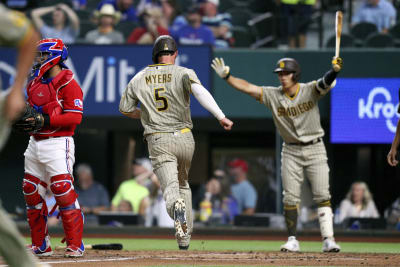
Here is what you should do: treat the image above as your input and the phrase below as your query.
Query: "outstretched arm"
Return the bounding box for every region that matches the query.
[191,83,233,131]
[388,119,400,166]
[211,58,261,101]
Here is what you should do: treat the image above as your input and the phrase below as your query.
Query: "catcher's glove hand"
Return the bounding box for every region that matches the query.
[12,104,45,133]
[211,57,230,79]
[332,57,343,72]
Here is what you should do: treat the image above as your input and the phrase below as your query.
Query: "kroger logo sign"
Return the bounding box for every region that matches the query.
[358,87,400,133]
[331,78,400,144]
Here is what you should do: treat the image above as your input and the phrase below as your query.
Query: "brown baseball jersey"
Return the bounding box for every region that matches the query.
[260,81,324,144]
[119,63,201,135]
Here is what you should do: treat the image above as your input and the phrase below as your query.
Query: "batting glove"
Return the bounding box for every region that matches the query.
[332,56,343,72]
[211,58,230,79]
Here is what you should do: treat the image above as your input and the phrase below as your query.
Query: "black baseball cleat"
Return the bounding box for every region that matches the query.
[179,245,189,250]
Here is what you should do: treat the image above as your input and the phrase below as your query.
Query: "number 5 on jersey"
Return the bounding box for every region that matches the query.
[154,87,169,111]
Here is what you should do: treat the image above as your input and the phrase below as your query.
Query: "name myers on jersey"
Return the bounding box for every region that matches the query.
[145,74,172,85]
[358,86,400,133]
[277,101,314,117]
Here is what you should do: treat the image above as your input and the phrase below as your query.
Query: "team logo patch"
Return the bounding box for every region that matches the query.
[164,43,168,50]
[280,61,285,68]
[74,99,83,108]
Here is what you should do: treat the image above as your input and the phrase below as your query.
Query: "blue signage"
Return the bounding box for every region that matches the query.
[0,45,212,116]
[331,78,400,144]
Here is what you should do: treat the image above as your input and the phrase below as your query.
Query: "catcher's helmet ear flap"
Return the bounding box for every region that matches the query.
[273,58,301,82]
[33,38,68,79]
[152,35,177,63]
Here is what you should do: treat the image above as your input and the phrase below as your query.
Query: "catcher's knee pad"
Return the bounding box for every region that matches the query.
[60,209,84,248]
[50,174,78,208]
[23,173,47,208]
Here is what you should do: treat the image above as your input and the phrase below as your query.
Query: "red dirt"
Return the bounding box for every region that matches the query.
[32,249,400,267]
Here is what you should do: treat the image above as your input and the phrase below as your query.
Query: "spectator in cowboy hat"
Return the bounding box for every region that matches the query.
[85,3,124,44]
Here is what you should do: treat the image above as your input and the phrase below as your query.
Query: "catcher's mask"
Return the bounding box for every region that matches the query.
[273,58,301,83]
[32,38,68,79]
[152,35,177,64]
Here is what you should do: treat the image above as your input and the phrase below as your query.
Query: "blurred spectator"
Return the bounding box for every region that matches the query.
[351,0,396,33]
[117,199,133,212]
[111,158,152,216]
[170,4,215,46]
[71,0,87,10]
[385,196,400,229]
[44,189,59,226]
[85,4,124,44]
[228,158,257,215]
[75,163,110,224]
[337,181,379,224]
[98,0,138,22]
[127,6,169,44]
[144,172,174,227]
[278,0,315,48]
[161,0,183,28]
[200,0,232,48]
[31,3,80,44]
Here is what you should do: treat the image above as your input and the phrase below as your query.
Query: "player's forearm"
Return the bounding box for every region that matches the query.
[50,112,82,127]
[391,120,400,150]
[226,75,261,99]
[191,83,225,120]
[121,109,141,119]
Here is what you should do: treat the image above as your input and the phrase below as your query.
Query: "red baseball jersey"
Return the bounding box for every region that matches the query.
[27,69,83,137]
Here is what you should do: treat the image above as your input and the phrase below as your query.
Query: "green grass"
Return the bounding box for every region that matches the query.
[29,237,400,253]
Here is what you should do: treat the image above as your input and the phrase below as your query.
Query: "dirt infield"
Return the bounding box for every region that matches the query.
[31,249,400,266]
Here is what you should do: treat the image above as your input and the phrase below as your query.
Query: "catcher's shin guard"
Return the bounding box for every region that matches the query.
[23,173,49,249]
[50,174,84,249]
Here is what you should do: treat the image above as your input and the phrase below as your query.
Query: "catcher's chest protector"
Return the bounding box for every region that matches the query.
[27,70,74,108]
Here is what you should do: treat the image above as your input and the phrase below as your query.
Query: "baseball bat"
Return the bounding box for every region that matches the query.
[335,11,343,59]
[56,243,123,250]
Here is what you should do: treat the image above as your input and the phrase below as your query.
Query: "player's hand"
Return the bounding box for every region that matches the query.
[332,56,343,72]
[387,148,398,166]
[219,117,233,131]
[211,58,230,79]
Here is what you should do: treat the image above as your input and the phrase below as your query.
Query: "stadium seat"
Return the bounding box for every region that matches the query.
[350,22,378,46]
[219,0,236,12]
[248,12,277,48]
[232,26,255,47]
[248,0,277,14]
[79,21,96,39]
[325,33,355,48]
[115,21,139,40]
[226,7,253,28]
[364,32,394,48]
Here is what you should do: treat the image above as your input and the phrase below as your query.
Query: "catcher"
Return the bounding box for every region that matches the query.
[14,38,85,258]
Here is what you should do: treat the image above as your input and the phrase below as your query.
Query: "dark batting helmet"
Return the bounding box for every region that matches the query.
[273,58,301,82]
[152,35,177,63]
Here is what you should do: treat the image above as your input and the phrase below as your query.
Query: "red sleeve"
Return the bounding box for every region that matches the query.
[157,26,169,36]
[50,79,83,127]
[127,28,146,44]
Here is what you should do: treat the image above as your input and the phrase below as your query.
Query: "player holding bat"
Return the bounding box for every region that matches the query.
[212,12,344,253]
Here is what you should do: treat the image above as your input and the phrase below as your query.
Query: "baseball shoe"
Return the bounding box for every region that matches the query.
[29,235,53,257]
[64,242,85,258]
[322,237,340,252]
[174,198,188,239]
[280,236,300,252]
[179,245,189,250]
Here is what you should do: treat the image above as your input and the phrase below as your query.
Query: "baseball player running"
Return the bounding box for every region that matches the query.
[13,38,85,257]
[212,56,343,252]
[120,35,233,249]
[0,4,50,267]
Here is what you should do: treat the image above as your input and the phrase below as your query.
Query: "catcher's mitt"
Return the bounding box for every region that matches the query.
[13,104,45,133]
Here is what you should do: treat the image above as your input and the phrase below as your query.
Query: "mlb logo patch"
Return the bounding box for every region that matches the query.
[74,99,83,108]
